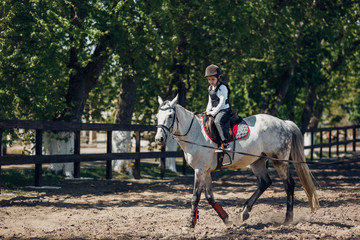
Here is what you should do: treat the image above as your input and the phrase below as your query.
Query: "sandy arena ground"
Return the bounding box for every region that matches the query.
[0,160,359,240]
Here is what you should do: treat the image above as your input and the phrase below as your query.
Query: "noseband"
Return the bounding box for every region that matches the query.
[156,105,195,139]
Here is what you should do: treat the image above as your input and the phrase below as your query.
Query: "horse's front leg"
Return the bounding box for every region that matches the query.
[204,172,232,226]
[188,169,204,228]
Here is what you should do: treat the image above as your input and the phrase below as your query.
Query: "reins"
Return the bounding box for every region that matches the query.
[179,139,298,163]
[178,139,359,165]
[174,114,196,137]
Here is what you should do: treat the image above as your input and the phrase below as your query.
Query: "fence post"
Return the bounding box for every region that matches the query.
[106,131,112,180]
[353,127,356,152]
[310,131,314,161]
[344,129,347,153]
[160,146,166,179]
[35,129,42,187]
[73,130,81,178]
[134,131,141,180]
[328,130,332,158]
[0,129,3,194]
[320,130,323,159]
[336,129,339,156]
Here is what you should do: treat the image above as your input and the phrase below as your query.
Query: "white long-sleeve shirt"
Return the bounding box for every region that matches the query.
[206,84,230,117]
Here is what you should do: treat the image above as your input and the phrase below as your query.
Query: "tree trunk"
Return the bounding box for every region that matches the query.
[160,34,189,172]
[48,44,108,174]
[166,33,188,107]
[115,70,137,124]
[45,131,75,178]
[112,66,137,175]
[48,1,111,174]
[262,65,295,115]
[48,34,109,174]
[168,53,190,172]
[300,82,317,133]
[62,43,108,122]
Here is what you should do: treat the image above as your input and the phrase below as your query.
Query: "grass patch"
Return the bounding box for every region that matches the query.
[1,168,64,190]
[1,161,194,191]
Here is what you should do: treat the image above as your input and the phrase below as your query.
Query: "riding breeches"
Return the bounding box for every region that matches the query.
[214,108,231,142]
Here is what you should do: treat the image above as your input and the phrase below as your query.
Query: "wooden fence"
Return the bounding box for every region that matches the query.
[304,125,360,160]
[0,120,185,190]
[0,119,359,192]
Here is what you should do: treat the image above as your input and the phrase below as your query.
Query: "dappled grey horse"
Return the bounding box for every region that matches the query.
[155,95,319,227]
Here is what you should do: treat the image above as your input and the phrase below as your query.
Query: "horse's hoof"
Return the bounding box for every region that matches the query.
[188,223,195,228]
[241,207,250,221]
[283,219,293,225]
[224,218,233,227]
[187,219,196,228]
[241,212,249,221]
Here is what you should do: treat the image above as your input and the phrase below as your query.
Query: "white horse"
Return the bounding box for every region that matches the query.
[155,95,319,228]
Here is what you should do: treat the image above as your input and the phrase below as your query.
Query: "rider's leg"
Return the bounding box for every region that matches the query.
[214,109,231,148]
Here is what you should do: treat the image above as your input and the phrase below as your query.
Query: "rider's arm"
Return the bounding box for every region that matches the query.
[206,95,212,113]
[209,85,228,116]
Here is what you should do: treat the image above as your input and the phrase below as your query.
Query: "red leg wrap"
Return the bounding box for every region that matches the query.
[213,203,228,220]
[192,207,199,226]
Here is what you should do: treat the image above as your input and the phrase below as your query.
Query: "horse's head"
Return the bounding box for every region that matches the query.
[155,94,179,146]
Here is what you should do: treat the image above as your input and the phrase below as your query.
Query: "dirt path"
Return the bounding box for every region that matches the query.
[0,161,359,240]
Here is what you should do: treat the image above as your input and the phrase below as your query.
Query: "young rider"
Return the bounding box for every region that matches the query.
[205,64,232,151]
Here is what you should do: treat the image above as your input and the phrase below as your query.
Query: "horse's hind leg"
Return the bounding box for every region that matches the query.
[204,172,231,226]
[241,156,272,221]
[271,159,295,225]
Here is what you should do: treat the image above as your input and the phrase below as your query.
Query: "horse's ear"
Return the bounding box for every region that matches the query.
[158,96,163,105]
[170,94,179,106]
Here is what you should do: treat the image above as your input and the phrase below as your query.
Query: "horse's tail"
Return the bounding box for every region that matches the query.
[285,120,320,212]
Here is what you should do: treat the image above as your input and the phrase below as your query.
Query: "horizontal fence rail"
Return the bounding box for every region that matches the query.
[0,119,186,191]
[0,119,359,192]
[0,152,184,165]
[0,119,158,131]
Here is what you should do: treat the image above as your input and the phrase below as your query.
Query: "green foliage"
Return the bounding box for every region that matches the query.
[0,0,359,127]
[0,0,69,120]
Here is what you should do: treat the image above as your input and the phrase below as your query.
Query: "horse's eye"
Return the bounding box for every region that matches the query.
[169,115,173,119]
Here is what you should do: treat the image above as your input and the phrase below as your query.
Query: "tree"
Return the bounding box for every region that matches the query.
[1,1,359,177]
[0,0,160,176]
[296,1,360,130]
[0,1,68,120]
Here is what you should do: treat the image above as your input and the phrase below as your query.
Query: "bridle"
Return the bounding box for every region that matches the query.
[156,105,196,140]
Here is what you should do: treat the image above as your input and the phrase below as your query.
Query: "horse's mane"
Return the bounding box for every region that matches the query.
[175,104,202,119]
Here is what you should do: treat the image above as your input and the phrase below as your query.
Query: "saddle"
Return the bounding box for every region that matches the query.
[202,111,248,145]
[202,111,249,169]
